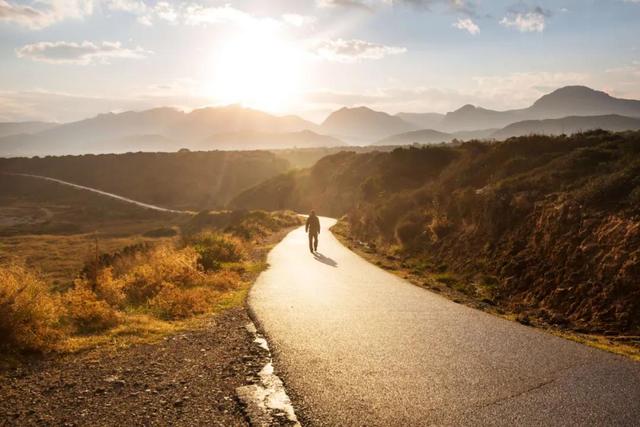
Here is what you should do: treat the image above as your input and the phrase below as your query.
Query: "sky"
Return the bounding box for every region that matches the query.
[0,0,639,123]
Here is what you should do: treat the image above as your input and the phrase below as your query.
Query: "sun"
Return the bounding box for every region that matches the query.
[206,28,304,113]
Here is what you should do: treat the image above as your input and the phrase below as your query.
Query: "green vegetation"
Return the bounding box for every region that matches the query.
[0,150,290,211]
[234,130,640,335]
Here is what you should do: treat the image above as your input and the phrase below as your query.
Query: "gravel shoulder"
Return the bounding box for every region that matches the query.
[0,226,300,427]
[0,307,267,426]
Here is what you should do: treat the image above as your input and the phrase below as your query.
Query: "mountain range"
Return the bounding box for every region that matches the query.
[1,86,640,157]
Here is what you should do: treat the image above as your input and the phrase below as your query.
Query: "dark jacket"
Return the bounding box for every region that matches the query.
[305,214,321,235]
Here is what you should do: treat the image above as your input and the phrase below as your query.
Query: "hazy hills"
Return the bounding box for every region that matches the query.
[491,115,640,140]
[378,114,640,146]
[394,112,445,130]
[0,121,58,138]
[0,106,333,157]
[320,106,416,143]
[376,129,454,146]
[438,86,640,132]
[201,130,345,151]
[316,86,640,144]
[3,85,640,157]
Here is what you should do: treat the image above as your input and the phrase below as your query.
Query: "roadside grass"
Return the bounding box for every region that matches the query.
[549,331,640,362]
[0,208,301,361]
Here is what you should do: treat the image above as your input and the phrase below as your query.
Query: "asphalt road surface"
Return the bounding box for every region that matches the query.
[249,217,640,426]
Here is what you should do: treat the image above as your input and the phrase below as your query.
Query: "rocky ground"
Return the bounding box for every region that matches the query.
[0,307,269,426]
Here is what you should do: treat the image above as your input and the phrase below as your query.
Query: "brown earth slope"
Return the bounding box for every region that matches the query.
[232,130,640,335]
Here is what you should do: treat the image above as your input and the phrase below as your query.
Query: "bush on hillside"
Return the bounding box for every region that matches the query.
[149,283,216,320]
[188,232,246,271]
[0,264,62,352]
[63,286,121,334]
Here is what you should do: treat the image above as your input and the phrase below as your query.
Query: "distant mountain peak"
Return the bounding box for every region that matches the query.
[533,86,612,106]
[321,105,416,142]
[546,85,606,95]
[456,104,477,112]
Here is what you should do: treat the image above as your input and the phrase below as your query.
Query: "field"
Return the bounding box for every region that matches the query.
[0,173,301,359]
[0,174,184,287]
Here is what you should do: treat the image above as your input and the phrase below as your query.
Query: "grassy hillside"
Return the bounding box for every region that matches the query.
[0,174,301,355]
[0,150,289,211]
[233,130,640,335]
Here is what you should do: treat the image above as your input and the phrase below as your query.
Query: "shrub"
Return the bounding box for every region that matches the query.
[434,273,458,286]
[122,246,202,304]
[189,232,246,270]
[205,270,243,291]
[123,264,167,304]
[395,213,427,249]
[63,286,120,334]
[0,264,63,352]
[149,284,216,320]
[92,267,125,307]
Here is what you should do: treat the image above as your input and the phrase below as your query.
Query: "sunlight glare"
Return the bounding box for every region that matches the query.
[206,28,304,113]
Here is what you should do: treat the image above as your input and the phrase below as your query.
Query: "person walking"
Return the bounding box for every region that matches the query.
[305,210,321,253]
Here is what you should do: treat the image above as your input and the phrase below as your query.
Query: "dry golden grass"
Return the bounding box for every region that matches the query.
[0,264,63,352]
[0,234,174,290]
[0,208,300,357]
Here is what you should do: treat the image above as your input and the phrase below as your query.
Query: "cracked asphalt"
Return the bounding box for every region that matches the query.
[249,218,640,426]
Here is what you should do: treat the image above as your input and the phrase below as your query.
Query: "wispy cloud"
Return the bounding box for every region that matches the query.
[109,2,284,28]
[16,40,151,65]
[0,0,93,29]
[182,3,278,27]
[500,6,551,32]
[318,0,478,15]
[282,13,316,27]
[314,39,407,62]
[453,17,479,34]
[316,0,374,11]
[104,0,146,14]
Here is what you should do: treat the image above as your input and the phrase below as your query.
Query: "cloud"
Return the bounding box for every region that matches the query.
[136,14,151,25]
[386,0,477,16]
[182,4,260,26]
[315,39,406,62]
[0,0,93,29]
[500,6,550,32]
[453,17,479,34]
[104,0,146,14]
[318,0,477,15]
[16,40,151,65]
[316,0,374,11]
[123,3,278,28]
[154,1,177,23]
[282,13,316,27]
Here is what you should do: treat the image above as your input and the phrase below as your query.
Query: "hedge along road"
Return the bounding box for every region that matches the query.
[249,217,640,426]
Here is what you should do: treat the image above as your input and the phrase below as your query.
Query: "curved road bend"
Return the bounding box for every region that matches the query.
[249,217,640,426]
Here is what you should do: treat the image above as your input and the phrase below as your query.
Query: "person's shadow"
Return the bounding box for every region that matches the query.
[313,252,338,267]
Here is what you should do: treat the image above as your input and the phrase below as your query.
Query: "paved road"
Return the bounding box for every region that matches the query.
[249,217,640,426]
